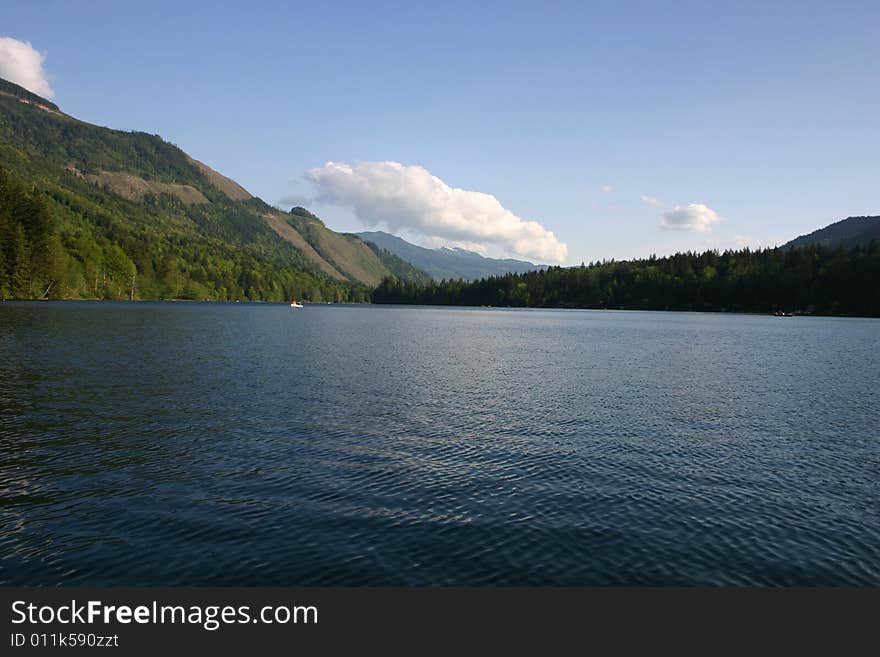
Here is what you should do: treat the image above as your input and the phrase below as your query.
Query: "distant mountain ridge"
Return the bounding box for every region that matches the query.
[783,216,880,250]
[356,230,544,280]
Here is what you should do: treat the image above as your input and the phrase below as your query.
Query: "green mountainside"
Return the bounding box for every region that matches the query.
[0,77,427,301]
[357,230,543,280]
[783,216,880,251]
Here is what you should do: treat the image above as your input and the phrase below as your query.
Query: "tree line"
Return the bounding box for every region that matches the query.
[372,244,880,317]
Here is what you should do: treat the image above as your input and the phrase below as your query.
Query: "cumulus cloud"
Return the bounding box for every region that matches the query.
[640,195,663,208]
[599,184,613,193]
[660,203,720,232]
[0,37,54,98]
[306,161,568,263]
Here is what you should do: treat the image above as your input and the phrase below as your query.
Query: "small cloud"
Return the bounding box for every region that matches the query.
[733,234,753,248]
[640,195,663,208]
[0,37,54,98]
[599,184,613,193]
[307,161,568,263]
[660,203,721,232]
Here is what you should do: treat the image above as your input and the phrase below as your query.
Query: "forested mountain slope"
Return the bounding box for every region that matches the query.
[0,77,427,301]
[783,216,880,251]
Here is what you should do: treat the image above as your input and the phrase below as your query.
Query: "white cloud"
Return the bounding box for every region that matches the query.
[307,161,568,263]
[640,195,663,208]
[660,203,721,232]
[0,37,54,98]
[599,184,613,193]
[733,234,753,248]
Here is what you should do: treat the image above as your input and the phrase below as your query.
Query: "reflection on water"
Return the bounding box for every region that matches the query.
[0,301,878,585]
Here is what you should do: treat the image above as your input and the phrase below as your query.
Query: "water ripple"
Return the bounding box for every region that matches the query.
[0,302,878,585]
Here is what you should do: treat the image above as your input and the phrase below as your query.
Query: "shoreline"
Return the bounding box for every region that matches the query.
[2,297,878,319]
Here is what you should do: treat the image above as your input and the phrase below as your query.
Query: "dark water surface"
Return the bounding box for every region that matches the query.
[1,301,877,585]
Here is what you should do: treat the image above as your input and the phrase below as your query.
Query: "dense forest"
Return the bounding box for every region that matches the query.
[0,166,63,299]
[373,244,880,317]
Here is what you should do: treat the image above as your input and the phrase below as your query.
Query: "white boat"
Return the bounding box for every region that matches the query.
[290,300,303,308]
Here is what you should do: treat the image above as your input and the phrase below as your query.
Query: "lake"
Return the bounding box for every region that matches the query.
[1,301,878,585]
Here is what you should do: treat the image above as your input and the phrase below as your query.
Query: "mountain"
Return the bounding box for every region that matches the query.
[783,216,880,250]
[0,77,428,301]
[356,230,544,281]
[279,208,429,286]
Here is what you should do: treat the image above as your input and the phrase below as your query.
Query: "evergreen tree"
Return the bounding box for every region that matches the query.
[0,235,7,298]
[10,223,32,298]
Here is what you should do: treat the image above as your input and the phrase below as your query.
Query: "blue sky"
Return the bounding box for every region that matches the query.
[2,0,878,264]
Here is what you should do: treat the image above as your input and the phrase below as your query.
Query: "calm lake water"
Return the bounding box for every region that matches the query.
[1,301,878,585]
